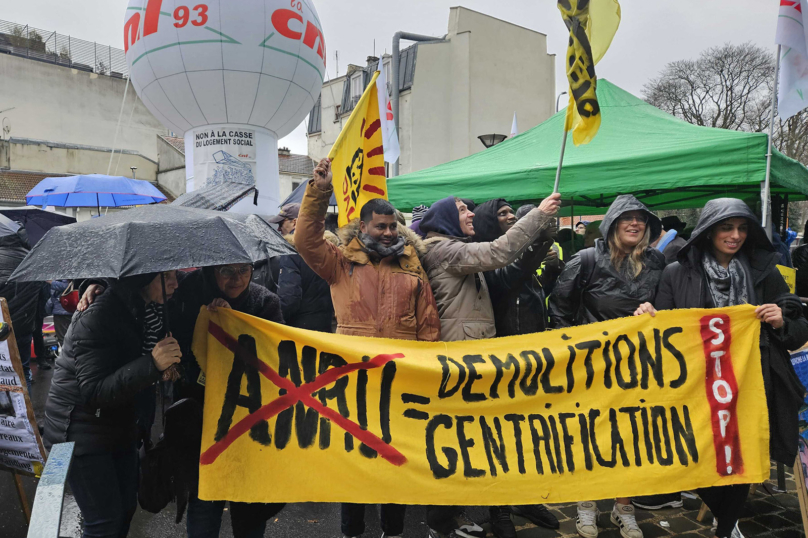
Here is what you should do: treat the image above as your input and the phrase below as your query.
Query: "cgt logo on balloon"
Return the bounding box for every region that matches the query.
[700,314,743,477]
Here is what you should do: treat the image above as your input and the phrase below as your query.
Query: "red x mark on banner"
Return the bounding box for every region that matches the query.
[199,322,408,467]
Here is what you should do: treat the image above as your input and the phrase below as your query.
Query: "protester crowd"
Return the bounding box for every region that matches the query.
[1,156,802,538]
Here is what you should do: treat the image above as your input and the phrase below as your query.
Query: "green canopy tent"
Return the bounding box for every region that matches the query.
[387,80,808,216]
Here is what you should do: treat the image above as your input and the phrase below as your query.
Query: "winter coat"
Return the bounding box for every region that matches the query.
[472,199,550,336]
[421,197,555,341]
[277,232,336,332]
[654,198,808,465]
[43,282,163,455]
[792,243,808,298]
[549,195,666,328]
[662,235,687,265]
[0,231,42,338]
[171,269,284,403]
[296,181,440,341]
[46,280,71,317]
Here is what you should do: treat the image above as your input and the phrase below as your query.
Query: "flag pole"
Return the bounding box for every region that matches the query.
[762,44,782,241]
[553,129,568,194]
[553,91,569,194]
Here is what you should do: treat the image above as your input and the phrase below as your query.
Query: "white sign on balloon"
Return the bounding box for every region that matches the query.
[123,0,325,212]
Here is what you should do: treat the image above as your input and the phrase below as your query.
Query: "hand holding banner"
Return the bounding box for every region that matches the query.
[193,306,769,505]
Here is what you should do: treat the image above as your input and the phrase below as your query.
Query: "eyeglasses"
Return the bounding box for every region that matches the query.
[617,215,649,225]
[215,265,253,279]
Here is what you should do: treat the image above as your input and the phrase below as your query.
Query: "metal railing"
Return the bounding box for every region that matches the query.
[0,20,128,78]
[27,442,75,538]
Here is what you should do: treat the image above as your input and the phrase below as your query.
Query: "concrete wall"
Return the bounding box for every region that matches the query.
[306,7,555,178]
[156,137,186,197]
[404,7,555,174]
[6,139,157,179]
[307,76,347,162]
[0,53,167,162]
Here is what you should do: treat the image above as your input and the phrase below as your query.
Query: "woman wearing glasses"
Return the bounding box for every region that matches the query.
[549,195,667,538]
[637,198,808,538]
[80,262,285,538]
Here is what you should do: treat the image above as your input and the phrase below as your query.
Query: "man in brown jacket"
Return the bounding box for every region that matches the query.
[296,158,440,538]
[418,194,560,538]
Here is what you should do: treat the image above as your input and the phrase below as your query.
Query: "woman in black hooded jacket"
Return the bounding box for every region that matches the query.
[45,272,182,537]
[81,265,285,538]
[549,195,667,538]
[639,198,808,538]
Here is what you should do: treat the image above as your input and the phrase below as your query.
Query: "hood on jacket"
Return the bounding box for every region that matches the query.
[337,218,428,257]
[678,198,773,262]
[284,230,339,249]
[599,195,662,245]
[420,197,465,238]
[472,199,510,243]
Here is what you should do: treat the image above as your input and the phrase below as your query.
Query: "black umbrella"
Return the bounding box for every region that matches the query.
[10,205,295,282]
[0,206,76,245]
[280,180,337,208]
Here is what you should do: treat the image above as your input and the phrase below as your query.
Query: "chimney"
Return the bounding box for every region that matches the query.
[278,147,291,156]
[366,56,379,68]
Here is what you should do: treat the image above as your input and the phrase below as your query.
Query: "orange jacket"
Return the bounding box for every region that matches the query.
[296,181,440,342]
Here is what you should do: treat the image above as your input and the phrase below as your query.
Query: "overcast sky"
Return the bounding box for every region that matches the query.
[3,0,780,155]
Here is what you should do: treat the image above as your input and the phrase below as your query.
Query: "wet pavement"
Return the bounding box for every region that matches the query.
[1,364,806,538]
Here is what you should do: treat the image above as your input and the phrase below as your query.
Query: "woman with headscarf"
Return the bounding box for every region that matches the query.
[549,195,667,538]
[45,272,182,537]
[637,198,808,538]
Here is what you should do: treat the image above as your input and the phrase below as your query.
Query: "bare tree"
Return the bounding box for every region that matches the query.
[644,42,808,231]
[643,42,808,166]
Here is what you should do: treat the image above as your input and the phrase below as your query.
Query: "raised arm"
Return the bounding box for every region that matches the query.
[433,194,559,276]
[296,159,343,285]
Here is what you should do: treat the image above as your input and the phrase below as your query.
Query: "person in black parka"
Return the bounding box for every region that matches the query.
[641,198,808,538]
[277,231,335,333]
[0,227,45,391]
[44,272,182,538]
[549,195,667,538]
[80,264,286,538]
[471,199,562,535]
[472,198,561,337]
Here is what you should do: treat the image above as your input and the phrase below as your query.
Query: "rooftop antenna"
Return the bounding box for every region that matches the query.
[336,51,339,77]
[373,39,376,57]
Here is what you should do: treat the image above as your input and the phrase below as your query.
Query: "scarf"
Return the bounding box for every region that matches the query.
[142,302,165,355]
[360,233,406,259]
[702,252,749,308]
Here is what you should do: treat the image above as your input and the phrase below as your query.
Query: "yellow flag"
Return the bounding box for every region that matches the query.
[558,0,621,146]
[328,71,387,226]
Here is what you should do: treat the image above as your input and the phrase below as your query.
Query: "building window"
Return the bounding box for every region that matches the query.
[292,181,300,192]
[351,72,363,106]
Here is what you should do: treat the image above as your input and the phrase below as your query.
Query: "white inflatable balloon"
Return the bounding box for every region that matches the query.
[123,0,325,212]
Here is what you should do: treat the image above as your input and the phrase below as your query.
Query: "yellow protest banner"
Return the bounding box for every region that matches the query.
[778,264,797,294]
[328,71,387,226]
[192,306,769,505]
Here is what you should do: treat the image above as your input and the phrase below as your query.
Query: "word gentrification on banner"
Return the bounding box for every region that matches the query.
[192,305,770,505]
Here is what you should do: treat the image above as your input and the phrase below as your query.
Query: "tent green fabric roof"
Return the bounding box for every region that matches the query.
[387,80,808,214]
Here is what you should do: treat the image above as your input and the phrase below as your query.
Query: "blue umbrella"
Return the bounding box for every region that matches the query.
[26,174,167,215]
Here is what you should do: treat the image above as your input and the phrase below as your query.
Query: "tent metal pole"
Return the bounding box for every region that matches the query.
[762,44,781,242]
[553,129,567,194]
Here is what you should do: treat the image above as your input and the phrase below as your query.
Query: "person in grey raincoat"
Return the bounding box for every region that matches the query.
[549,195,666,538]
[638,198,808,538]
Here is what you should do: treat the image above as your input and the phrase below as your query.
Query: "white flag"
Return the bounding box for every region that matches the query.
[510,112,518,137]
[376,63,401,164]
[776,0,808,119]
